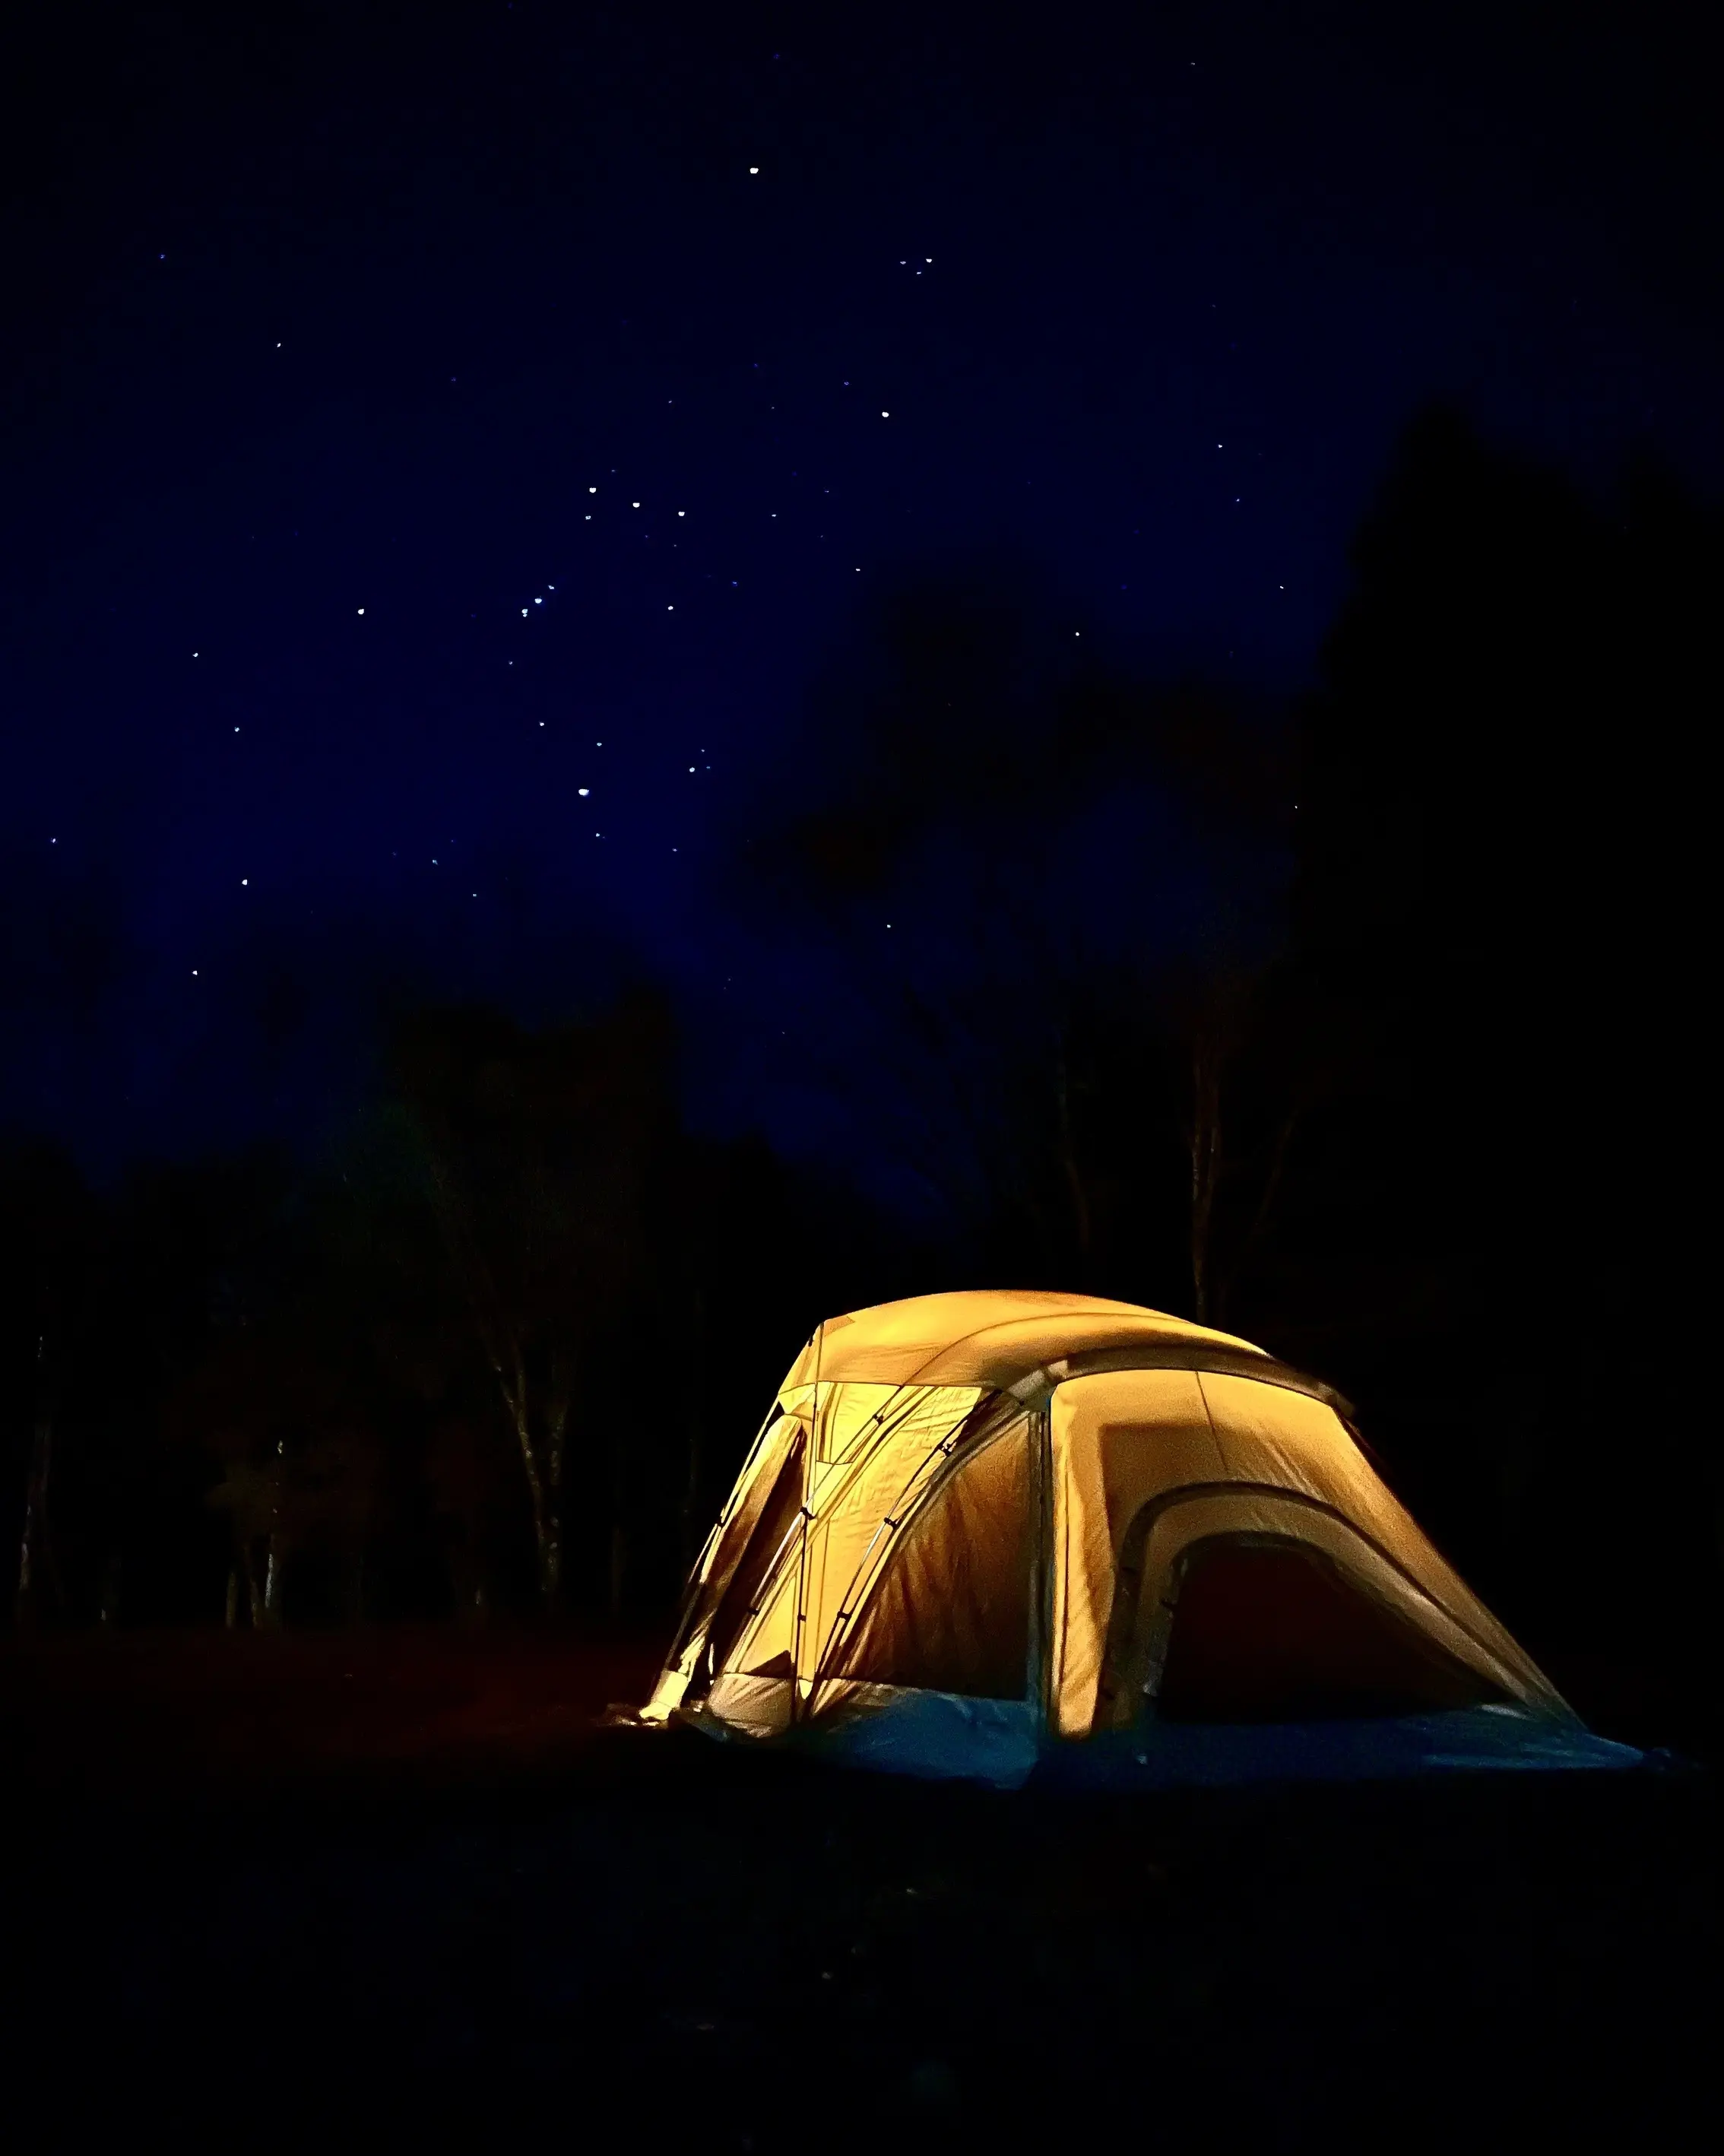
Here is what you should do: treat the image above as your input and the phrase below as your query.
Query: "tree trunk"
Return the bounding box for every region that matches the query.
[1212,1102,1302,1325]
[258,1435,288,1628]
[536,1517,561,1611]
[450,1535,489,1625]
[543,1412,566,1616]
[503,1379,559,1614]
[245,1543,266,1628]
[14,1332,55,1628]
[262,1533,286,1628]
[226,1565,240,1629]
[14,1413,53,1631]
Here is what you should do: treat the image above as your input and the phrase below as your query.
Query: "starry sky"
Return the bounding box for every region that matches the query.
[3,2,1716,1184]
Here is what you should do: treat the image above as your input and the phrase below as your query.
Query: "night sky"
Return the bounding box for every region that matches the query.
[4,2,1715,1187]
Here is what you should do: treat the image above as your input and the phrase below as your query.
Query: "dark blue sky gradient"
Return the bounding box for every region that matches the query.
[3,2,1716,1181]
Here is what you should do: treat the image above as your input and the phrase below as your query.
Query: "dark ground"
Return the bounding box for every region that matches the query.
[0,1632,1713,2154]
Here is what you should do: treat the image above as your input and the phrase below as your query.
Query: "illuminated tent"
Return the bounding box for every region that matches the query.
[643,1292,1636,1785]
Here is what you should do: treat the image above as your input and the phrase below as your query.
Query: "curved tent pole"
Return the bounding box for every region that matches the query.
[791,1315,824,1726]
[805,1391,1022,1695]
[663,1400,791,1668]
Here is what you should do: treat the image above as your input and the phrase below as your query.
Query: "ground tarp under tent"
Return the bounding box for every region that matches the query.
[642,1292,1638,1785]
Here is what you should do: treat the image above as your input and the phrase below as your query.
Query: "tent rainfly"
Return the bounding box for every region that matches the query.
[642,1292,1638,1786]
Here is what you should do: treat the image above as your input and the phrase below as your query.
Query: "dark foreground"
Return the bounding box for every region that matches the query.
[1,1635,1713,2154]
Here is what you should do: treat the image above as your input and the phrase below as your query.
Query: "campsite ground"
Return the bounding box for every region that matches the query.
[1,1630,1713,2153]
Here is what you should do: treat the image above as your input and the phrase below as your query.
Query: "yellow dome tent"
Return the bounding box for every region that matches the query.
[642,1292,1637,1784]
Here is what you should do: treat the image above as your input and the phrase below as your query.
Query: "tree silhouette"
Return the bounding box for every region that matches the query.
[735,569,1298,1306]
[1277,404,1719,1653]
[391,995,673,1616]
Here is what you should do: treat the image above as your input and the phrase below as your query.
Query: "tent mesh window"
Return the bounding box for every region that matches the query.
[666,1412,791,1666]
[690,1428,807,1698]
[829,1427,1030,1699]
[1155,1536,1509,1723]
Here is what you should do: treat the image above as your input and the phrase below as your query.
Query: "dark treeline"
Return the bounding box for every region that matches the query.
[2,409,1715,1694]
[0,1012,905,1634]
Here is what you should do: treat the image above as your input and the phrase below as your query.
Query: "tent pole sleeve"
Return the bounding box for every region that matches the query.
[1007,1344,1354,1420]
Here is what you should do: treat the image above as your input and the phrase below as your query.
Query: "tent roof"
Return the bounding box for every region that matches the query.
[778,1289,1272,1396]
